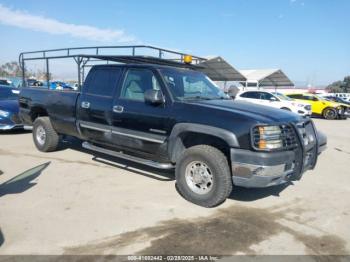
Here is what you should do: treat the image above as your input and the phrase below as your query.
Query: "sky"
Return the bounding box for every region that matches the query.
[0,0,349,86]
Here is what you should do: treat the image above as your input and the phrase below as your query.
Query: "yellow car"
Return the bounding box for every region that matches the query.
[286,93,348,120]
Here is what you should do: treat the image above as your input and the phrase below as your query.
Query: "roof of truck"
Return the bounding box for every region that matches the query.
[90,63,194,70]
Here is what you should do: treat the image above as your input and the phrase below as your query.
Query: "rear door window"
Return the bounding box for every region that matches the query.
[86,68,122,97]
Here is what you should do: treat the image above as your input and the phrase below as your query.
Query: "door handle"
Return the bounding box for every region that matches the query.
[81,101,90,109]
[113,105,124,113]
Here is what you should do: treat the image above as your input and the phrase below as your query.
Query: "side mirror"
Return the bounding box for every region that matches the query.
[270,96,278,102]
[144,89,165,105]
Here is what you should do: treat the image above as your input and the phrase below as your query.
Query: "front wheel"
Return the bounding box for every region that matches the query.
[33,117,60,152]
[323,108,337,120]
[175,145,233,207]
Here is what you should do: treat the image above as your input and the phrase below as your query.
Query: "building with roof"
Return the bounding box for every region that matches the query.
[239,69,294,89]
[198,57,246,82]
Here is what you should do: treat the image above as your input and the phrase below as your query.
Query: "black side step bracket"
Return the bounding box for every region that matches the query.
[82,142,174,170]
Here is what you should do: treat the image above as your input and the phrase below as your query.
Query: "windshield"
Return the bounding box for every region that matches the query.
[160,68,228,100]
[0,88,19,100]
[274,92,293,101]
[313,94,325,101]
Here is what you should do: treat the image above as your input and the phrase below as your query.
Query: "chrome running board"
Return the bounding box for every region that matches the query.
[82,142,174,170]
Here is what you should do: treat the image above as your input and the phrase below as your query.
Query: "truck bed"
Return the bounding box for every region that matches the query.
[19,87,81,137]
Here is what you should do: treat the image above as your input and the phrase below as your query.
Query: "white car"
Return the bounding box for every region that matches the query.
[236,90,312,117]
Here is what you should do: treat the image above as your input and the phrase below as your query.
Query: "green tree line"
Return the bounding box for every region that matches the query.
[0,61,50,80]
[326,76,350,93]
[0,61,23,77]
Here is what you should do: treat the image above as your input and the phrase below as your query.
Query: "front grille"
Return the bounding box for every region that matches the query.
[281,125,298,149]
[304,105,311,111]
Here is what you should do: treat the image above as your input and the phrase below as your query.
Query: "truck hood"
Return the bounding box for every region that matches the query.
[185,99,301,123]
[0,99,19,113]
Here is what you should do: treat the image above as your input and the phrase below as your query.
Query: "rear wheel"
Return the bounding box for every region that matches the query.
[33,117,60,152]
[322,108,337,120]
[175,145,232,207]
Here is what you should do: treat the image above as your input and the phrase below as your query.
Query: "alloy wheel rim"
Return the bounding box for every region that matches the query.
[326,109,336,119]
[36,125,46,145]
[185,161,214,195]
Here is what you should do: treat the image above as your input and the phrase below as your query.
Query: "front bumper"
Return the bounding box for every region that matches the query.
[0,124,24,130]
[296,109,312,117]
[231,122,324,188]
[293,105,312,117]
[0,113,23,130]
[337,107,350,118]
[231,149,296,188]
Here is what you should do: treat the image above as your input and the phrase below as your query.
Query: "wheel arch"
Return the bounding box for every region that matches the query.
[321,106,336,114]
[30,106,49,122]
[168,123,239,163]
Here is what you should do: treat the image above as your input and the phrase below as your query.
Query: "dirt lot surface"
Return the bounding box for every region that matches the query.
[0,118,349,256]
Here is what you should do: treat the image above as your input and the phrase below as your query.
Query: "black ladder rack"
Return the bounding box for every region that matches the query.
[19,45,207,88]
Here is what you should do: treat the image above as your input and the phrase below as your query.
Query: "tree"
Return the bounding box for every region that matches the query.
[343,76,350,92]
[0,61,51,81]
[0,61,23,77]
[327,76,350,93]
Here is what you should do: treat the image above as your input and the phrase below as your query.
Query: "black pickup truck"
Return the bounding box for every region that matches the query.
[19,63,327,207]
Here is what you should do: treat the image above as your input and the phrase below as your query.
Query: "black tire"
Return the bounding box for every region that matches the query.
[175,145,233,208]
[33,117,60,152]
[322,108,337,120]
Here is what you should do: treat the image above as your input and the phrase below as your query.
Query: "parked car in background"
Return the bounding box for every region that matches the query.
[286,93,348,120]
[27,78,40,87]
[235,90,312,117]
[0,86,23,130]
[0,79,14,87]
[49,81,74,91]
[324,96,350,105]
[28,80,44,87]
[334,93,350,102]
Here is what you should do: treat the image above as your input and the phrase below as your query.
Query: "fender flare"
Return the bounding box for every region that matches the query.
[167,123,239,162]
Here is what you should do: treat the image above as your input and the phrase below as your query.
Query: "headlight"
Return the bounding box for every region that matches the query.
[0,109,10,118]
[252,125,283,150]
[292,102,304,107]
